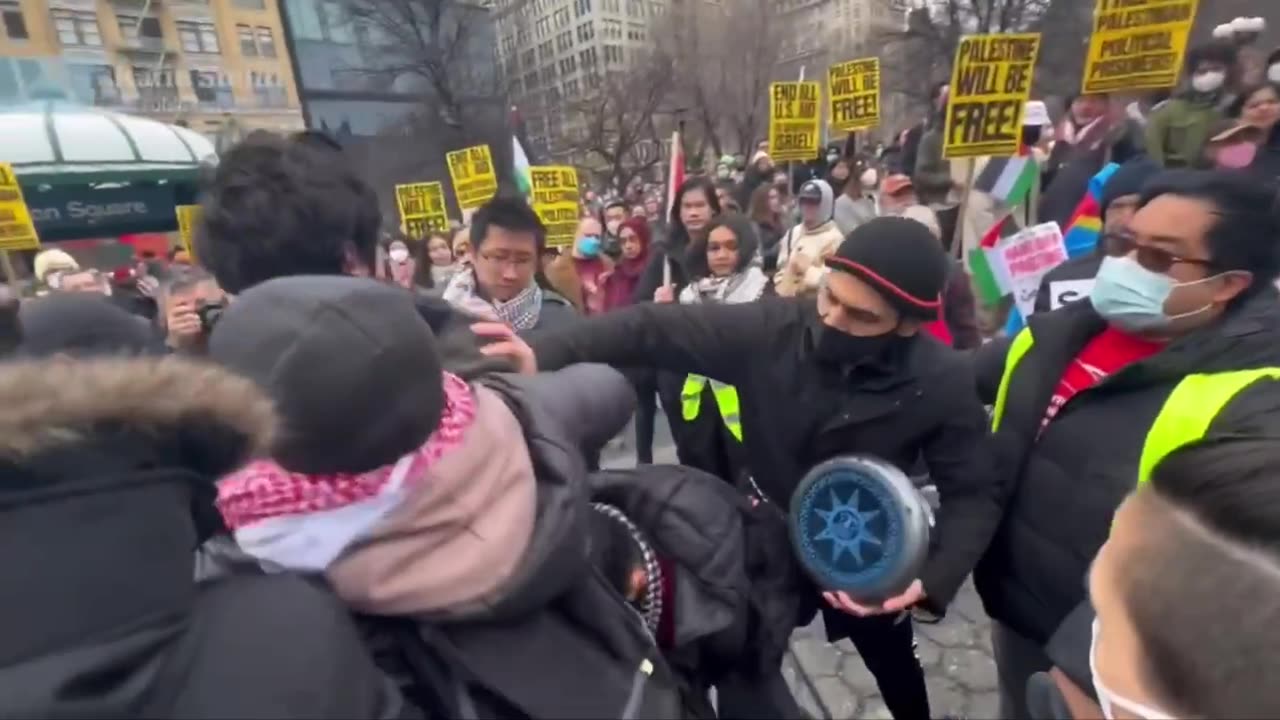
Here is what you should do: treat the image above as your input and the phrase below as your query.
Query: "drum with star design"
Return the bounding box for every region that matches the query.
[788,455,932,602]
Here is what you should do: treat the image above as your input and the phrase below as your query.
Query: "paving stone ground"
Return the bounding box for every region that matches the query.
[603,416,999,719]
[781,580,998,719]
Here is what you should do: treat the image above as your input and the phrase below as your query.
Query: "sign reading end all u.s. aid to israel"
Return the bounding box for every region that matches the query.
[769,81,822,162]
[943,33,1042,160]
[1081,0,1199,94]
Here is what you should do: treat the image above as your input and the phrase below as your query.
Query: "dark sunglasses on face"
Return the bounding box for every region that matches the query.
[1103,233,1214,274]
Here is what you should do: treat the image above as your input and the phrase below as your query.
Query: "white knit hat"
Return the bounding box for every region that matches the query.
[33,249,78,283]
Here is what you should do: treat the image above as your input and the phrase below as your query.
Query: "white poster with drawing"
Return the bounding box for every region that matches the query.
[998,222,1067,318]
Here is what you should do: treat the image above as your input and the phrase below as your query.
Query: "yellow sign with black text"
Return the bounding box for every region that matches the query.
[530,166,579,248]
[395,181,449,239]
[446,144,499,211]
[769,82,822,162]
[829,58,881,132]
[1082,0,1198,94]
[175,205,201,258]
[943,33,1042,159]
[0,162,39,251]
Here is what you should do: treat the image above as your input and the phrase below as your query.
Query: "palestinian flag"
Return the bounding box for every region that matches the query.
[512,136,532,198]
[968,213,1020,306]
[973,156,1039,208]
[662,127,684,285]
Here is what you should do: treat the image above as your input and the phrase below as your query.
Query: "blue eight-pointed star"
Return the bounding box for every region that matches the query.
[814,487,882,566]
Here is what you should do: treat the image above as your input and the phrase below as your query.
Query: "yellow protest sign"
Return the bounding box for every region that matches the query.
[175,205,201,257]
[529,166,579,248]
[0,162,40,252]
[769,82,822,162]
[829,58,881,132]
[446,145,499,211]
[395,181,449,239]
[1082,0,1198,94]
[943,33,1042,159]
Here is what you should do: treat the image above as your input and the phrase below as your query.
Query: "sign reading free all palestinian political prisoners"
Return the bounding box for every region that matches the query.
[446,144,499,211]
[943,33,1042,159]
[829,58,881,132]
[1082,0,1199,94]
[530,166,579,248]
[769,82,822,162]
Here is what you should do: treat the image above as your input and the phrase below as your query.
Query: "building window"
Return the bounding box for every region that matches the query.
[251,71,287,107]
[232,0,267,8]
[68,64,120,105]
[237,24,257,55]
[177,21,220,53]
[53,10,102,47]
[190,70,234,107]
[255,26,277,57]
[604,44,622,64]
[574,0,591,18]
[1,1,28,40]
[132,66,179,110]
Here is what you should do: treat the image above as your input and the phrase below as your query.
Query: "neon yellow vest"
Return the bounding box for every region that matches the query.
[991,327,1280,485]
[681,374,743,442]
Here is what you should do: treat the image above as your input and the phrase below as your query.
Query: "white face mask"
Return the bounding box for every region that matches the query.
[606,219,622,236]
[389,248,410,264]
[1269,63,1280,84]
[1191,70,1226,93]
[1089,619,1173,720]
[860,168,878,188]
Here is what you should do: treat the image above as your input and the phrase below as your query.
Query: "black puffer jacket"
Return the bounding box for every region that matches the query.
[973,290,1280,645]
[0,357,408,719]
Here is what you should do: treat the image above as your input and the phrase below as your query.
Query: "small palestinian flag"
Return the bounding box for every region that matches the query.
[973,156,1038,208]
[968,213,1020,306]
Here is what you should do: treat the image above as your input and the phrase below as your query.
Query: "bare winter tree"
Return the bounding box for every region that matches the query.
[326,0,512,216]
[563,52,674,193]
[878,0,1092,115]
[654,0,783,158]
[338,0,500,126]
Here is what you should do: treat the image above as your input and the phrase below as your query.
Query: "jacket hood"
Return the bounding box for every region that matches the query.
[800,179,835,227]
[0,358,276,701]
[0,357,274,474]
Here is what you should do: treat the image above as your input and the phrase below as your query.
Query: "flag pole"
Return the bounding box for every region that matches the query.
[663,120,684,288]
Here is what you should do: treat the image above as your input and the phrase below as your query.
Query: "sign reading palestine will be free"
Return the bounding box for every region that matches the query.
[394,182,449,239]
[1082,0,1199,94]
[943,33,1042,160]
[829,58,881,132]
[769,82,822,162]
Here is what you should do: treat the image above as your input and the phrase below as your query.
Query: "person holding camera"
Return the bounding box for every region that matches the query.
[162,266,227,354]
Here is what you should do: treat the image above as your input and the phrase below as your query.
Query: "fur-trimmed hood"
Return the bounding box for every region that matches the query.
[0,357,275,478]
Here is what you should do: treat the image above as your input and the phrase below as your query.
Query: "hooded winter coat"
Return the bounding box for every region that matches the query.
[774,180,844,297]
[0,357,408,719]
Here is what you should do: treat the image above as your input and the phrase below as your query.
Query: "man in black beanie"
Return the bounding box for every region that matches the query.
[1033,157,1162,313]
[481,216,1000,719]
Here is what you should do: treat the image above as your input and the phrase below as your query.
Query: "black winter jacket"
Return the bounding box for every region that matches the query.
[0,358,408,719]
[973,291,1280,645]
[529,297,1001,614]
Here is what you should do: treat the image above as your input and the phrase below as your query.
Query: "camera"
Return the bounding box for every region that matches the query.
[196,302,225,332]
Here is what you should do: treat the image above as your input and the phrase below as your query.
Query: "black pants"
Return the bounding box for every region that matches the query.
[625,368,658,464]
[826,611,931,720]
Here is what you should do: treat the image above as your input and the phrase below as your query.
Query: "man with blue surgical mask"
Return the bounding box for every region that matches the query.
[971,169,1280,719]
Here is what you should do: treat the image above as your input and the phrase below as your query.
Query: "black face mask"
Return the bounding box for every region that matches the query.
[811,322,900,367]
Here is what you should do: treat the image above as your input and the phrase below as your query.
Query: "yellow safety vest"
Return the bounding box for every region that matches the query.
[991,327,1280,485]
[681,374,743,442]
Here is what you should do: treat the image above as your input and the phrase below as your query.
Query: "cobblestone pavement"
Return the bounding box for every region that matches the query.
[602,416,999,719]
[782,580,998,719]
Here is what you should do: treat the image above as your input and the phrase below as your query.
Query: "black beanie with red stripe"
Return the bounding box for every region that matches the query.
[826,216,948,322]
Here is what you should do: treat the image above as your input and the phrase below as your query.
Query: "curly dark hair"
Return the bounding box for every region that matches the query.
[194,130,381,293]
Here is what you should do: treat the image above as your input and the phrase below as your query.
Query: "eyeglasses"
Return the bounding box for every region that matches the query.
[1103,233,1214,274]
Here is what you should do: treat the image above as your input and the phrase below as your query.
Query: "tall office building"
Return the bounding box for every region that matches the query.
[490,0,698,159]
[0,0,303,140]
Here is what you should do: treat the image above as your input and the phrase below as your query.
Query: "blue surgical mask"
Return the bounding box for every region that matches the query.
[577,235,601,258]
[1090,255,1215,332]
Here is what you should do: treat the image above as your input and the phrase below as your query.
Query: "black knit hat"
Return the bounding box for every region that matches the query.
[209,275,444,475]
[826,216,948,321]
[1101,157,1161,214]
